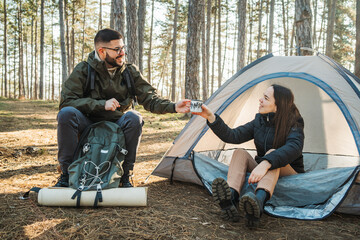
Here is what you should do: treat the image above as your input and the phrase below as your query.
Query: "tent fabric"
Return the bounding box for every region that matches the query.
[193,152,360,219]
[150,53,360,219]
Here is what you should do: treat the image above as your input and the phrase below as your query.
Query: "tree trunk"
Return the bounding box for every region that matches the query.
[65,0,70,76]
[3,0,7,98]
[81,0,87,60]
[325,0,336,58]
[138,0,146,73]
[295,0,312,55]
[34,11,38,99]
[30,17,33,99]
[355,0,360,78]
[317,0,326,52]
[248,0,253,63]
[211,2,217,95]
[110,0,115,28]
[25,31,29,98]
[206,0,211,92]
[71,1,75,70]
[200,0,207,101]
[59,0,68,83]
[281,0,288,55]
[237,0,247,70]
[18,1,25,99]
[99,0,103,30]
[268,0,274,53]
[39,0,45,99]
[217,0,221,88]
[257,0,263,59]
[126,0,139,65]
[185,0,202,101]
[147,0,154,84]
[52,11,55,100]
[114,0,125,38]
[312,0,317,48]
[221,1,229,78]
[171,0,179,102]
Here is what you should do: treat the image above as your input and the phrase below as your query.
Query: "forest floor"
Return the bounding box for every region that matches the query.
[0,99,359,240]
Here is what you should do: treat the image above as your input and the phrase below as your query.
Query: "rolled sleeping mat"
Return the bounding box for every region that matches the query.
[37,187,148,207]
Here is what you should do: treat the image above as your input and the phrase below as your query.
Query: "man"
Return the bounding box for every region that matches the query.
[55,28,190,188]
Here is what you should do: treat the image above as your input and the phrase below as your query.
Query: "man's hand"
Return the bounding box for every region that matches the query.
[175,99,191,113]
[105,98,120,111]
[248,160,272,184]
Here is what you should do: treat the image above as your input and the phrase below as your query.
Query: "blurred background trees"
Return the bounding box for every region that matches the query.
[0,0,358,101]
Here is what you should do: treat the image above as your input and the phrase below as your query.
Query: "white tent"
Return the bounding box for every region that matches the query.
[150,53,360,219]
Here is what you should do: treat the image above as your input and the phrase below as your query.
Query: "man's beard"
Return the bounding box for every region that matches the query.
[105,53,123,67]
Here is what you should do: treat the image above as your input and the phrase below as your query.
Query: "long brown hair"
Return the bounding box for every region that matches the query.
[272,84,302,148]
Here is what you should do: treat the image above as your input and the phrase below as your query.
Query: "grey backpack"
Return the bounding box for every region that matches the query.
[68,121,128,207]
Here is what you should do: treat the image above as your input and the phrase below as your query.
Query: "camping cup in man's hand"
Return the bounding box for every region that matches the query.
[190,100,203,113]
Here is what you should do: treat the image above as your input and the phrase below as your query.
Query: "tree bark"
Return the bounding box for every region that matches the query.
[295,0,312,55]
[281,0,288,55]
[81,0,87,60]
[211,2,217,95]
[110,0,115,29]
[268,0,274,53]
[65,0,70,76]
[126,0,139,65]
[325,0,336,58]
[355,0,360,78]
[3,0,7,97]
[114,0,125,38]
[171,0,179,101]
[34,11,38,99]
[30,17,33,99]
[248,0,253,63]
[52,11,55,100]
[237,0,247,70]
[71,1,75,71]
[217,0,221,88]
[18,1,25,99]
[221,1,229,78]
[256,0,263,59]
[147,0,154,84]
[59,0,68,83]
[138,0,146,73]
[185,0,201,101]
[201,0,207,101]
[312,0,318,48]
[39,0,45,99]
[99,0,103,30]
[206,0,211,92]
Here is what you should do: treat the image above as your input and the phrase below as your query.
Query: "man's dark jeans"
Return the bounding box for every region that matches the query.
[57,106,143,174]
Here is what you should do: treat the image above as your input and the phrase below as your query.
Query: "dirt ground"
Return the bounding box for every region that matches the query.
[0,99,359,240]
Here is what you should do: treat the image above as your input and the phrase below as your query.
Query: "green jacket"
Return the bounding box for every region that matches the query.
[59,51,176,122]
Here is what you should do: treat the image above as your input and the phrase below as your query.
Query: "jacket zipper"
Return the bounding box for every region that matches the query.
[264,113,271,154]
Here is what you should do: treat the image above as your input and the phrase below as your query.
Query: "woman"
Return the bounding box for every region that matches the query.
[193,84,305,228]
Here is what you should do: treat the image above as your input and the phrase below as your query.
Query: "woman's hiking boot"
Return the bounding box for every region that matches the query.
[239,189,269,229]
[54,173,69,187]
[212,178,241,222]
[120,172,133,188]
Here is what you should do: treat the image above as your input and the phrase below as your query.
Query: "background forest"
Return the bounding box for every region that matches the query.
[0,0,359,102]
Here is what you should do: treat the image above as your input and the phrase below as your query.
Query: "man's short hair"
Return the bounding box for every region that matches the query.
[94,28,123,45]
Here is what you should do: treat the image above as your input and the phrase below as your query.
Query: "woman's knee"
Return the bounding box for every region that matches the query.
[233,149,252,159]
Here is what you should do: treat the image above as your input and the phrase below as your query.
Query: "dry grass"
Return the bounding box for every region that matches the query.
[0,99,359,240]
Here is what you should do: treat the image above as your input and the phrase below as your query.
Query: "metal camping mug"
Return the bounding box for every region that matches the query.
[190,100,203,113]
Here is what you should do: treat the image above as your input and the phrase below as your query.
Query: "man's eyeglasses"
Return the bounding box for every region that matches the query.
[102,46,126,54]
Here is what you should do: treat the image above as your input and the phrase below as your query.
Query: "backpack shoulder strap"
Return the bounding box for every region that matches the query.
[84,62,96,97]
[122,66,138,107]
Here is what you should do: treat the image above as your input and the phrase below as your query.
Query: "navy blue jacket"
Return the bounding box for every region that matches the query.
[208,113,305,173]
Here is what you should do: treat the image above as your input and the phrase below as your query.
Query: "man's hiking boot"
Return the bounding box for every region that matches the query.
[239,189,268,229]
[54,173,69,187]
[212,177,241,222]
[120,173,133,188]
